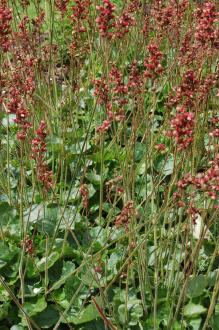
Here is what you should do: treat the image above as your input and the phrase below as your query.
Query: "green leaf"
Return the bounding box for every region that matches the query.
[211,315,219,330]
[0,261,7,269]
[157,302,171,324]
[64,303,100,324]
[108,250,124,273]
[118,300,143,325]
[70,320,104,330]
[33,306,59,328]
[173,321,182,330]
[2,114,16,127]
[20,296,47,317]
[36,252,60,272]
[24,204,44,224]
[187,275,207,298]
[207,271,217,287]
[162,156,174,175]
[52,289,69,309]
[189,318,202,330]
[25,204,76,235]
[53,261,75,290]
[81,271,100,288]
[134,142,145,162]
[0,203,19,238]
[0,302,10,320]
[129,303,143,326]
[184,303,207,318]
[90,226,110,250]
[66,140,91,154]
[24,284,43,298]
[0,242,19,272]
[64,276,83,301]
[10,326,25,330]
[155,154,174,176]
[86,172,102,185]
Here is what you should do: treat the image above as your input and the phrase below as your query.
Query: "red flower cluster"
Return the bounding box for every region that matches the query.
[155,143,166,153]
[21,235,34,255]
[96,119,111,133]
[199,72,218,102]
[5,63,36,141]
[167,107,195,150]
[209,114,219,138]
[96,0,116,39]
[93,78,110,106]
[115,201,134,228]
[96,0,137,39]
[93,77,112,133]
[151,0,188,40]
[109,66,128,106]
[79,183,89,209]
[20,0,30,8]
[55,0,70,15]
[96,111,126,134]
[195,2,218,47]
[115,4,136,39]
[32,121,53,190]
[94,66,131,133]
[1,14,45,141]
[106,175,124,200]
[70,0,90,32]
[127,61,143,95]
[177,155,219,202]
[107,109,125,122]
[144,43,163,79]
[0,1,12,52]
[168,70,198,108]
[3,14,43,141]
[94,62,145,134]
[177,173,193,190]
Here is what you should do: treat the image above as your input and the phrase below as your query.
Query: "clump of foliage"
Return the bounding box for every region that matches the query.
[0,0,219,329]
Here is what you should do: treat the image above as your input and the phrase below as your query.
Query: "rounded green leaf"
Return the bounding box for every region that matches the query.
[36,252,60,272]
[33,306,59,328]
[184,303,207,318]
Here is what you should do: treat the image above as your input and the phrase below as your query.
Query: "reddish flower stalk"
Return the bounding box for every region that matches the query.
[32,121,53,190]
[114,5,136,39]
[127,60,143,95]
[195,1,218,47]
[151,0,189,42]
[55,0,70,15]
[96,119,112,134]
[21,235,34,255]
[109,65,128,107]
[4,64,36,140]
[70,0,91,32]
[168,70,199,109]
[1,14,43,141]
[79,183,89,209]
[106,175,124,201]
[20,0,30,8]
[199,72,218,102]
[115,201,134,228]
[93,77,110,106]
[144,43,163,79]
[0,1,12,52]
[176,155,219,205]
[5,64,35,141]
[155,143,166,153]
[96,0,116,39]
[167,106,195,150]
[94,62,145,134]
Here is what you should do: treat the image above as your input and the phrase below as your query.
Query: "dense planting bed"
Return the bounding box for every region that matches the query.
[0,0,219,329]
